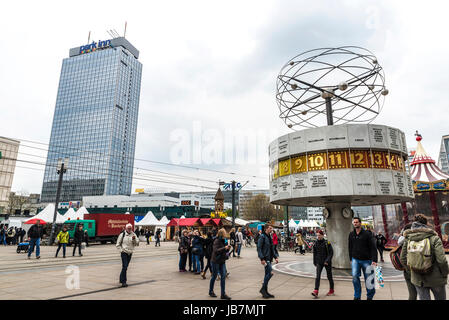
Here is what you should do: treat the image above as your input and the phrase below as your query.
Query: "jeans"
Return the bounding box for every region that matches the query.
[193,254,201,272]
[200,255,204,271]
[351,258,375,299]
[263,261,273,290]
[404,272,417,300]
[236,243,242,256]
[209,262,226,296]
[377,247,384,261]
[188,250,192,270]
[179,252,187,270]
[55,243,67,257]
[73,243,82,256]
[155,238,160,246]
[315,263,334,290]
[120,252,132,284]
[1,234,5,245]
[28,238,40,257]
[204,258,212,274]
[415,286,446,300]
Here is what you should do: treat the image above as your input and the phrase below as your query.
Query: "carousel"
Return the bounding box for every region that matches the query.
[410,132,449,250]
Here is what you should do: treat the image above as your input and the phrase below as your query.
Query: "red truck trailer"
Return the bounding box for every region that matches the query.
[82,213,135,244]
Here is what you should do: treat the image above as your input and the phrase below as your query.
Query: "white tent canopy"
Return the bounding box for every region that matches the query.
[26,204,66,223]
[70,206,89,220]
[180,215,185,219]
[135,211,164,226]
[225,217,250,226]
[63,208,76,221]
[288,218,298,229]
[159,216,170,225]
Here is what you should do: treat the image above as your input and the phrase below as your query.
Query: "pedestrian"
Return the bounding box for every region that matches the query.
[178,229,189,272]
[202,232,214,279]
[6,227,15,245]
[191,230,204,275]
[229,228,236,257]
[187,231,193,272]
[311,230,334,298]
[209,228,232,300]
[0,225,6,245]
[18,228,24,243]
[254,229,262,249]
[84,229,89,247]
[135,227,140,237]
[295,232,305,255]
[272,230,279,253]
[55,226,69,258]
[72,224,84,257]
[348,217,377,300]
[235,227,244,258]
[400,214,448,300]
[375,232,387,262]
[397,223,417,300]
[116,223,139,287]
[155,228,161,247]
[145,228,150,245]
[257,224,279,298]
[27,220,44,259]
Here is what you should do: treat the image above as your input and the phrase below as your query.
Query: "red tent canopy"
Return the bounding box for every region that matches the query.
[200,218,212,225]
[212,219,222,226]
[167,218,201,227]
[24,218,47,225]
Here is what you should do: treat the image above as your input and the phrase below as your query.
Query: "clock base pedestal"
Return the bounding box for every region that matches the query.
[325,202,353,269]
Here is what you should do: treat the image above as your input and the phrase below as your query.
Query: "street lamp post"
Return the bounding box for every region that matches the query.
[49,158,68,245]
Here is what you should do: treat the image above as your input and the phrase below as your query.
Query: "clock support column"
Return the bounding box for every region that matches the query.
[325,202,353,269]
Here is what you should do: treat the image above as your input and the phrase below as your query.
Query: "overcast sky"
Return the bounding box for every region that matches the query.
[1,0,448,195]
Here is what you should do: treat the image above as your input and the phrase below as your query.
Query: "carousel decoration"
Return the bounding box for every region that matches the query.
[410,131,449,248]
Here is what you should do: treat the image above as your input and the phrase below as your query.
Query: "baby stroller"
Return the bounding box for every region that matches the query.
[16,242,30,253]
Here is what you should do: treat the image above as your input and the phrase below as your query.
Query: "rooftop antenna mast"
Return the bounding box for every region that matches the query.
[124,21,127,38]
[87,31,91,43]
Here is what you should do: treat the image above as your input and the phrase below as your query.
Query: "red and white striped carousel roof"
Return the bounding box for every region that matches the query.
[410,132,449,182]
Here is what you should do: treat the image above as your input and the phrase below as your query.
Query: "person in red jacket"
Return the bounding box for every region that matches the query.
[272,230,279,252]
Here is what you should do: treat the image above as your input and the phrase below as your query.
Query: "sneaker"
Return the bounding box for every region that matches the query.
[36,256,40,259]
[326,289,335,296]
[79,254,83,257]
[220,294,231,300]
[121,283,128,287]
[311,290,319,298]
[209,292,217,298]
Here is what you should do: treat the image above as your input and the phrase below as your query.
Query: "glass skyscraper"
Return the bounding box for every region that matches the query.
[41,37,142,203]
[438,134,449,174]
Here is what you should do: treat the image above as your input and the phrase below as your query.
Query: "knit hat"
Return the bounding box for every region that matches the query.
[317,230,324,235]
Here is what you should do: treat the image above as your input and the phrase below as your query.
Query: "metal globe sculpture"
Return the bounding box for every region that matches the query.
[276,46,388,129]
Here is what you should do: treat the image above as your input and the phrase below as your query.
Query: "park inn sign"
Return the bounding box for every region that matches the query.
[79,39,112,54]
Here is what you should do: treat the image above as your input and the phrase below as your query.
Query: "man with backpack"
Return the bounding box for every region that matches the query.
[396,223,417,300]
[311,230,334,298]
[400,214,448,300]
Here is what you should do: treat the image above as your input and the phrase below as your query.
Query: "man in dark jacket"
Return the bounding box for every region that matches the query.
[73,224,84,256]
[257,224,279,299]
[375,232,387,262]
[155,229,161,247]
[178,230,189,272]
[348,217,377,300]
[27,220,44,259]
[311,230,334,298]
